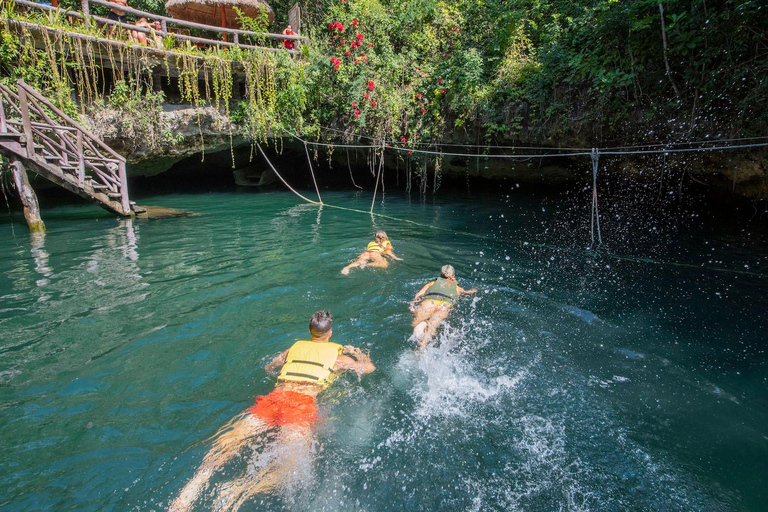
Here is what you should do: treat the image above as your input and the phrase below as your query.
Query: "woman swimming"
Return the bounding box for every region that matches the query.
[410,264,476,348]
[341,230,402,275]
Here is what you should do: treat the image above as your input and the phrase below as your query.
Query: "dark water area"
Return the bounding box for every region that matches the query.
[0,174,767,510]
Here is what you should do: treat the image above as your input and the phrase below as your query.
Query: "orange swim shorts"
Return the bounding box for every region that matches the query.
[247,388,317,427]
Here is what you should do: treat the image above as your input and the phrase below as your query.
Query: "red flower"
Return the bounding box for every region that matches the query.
[367,80,375,91]
[356,33,364,40]
[334,64,340,71]
[420,109,426,114]
[364,93,369,99]
[371,101,377,106]
[354,109,360,118]
[416,93,421,98]
[368,43,373,47]
[329,56,335,61]
[355,59,360,64]
[345,51,351,56]
[440,89,445,93]
[352,19,358,25]
[419,102,424,106]
[408,151,412,156]
[362,56,368,61]
[352,102,357,107]
[438,78,443,83]
[328,23,334,29]
[337,24,344,31]
[401,137,406,143]
[356,41,362,47]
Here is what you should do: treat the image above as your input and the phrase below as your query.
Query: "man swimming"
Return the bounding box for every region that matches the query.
[341,230,403,275]
[410,265,477,349]
[169,311,375,511]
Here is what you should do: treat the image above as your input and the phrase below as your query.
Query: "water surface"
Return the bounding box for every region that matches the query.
[0,188,766,511]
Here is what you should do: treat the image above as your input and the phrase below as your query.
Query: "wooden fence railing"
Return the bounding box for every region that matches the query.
[0,80,131,215]
[8,0,305,52]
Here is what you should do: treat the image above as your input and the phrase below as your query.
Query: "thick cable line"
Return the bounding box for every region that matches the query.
[255,142,319,205]
[370,140,385,213]
[289,128,768,159]
[600,141,768,155]
[590,149,603,248]
[317,125,768,152]
[303,142,323,204]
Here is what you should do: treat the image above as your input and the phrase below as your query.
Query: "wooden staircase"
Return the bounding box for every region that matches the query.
[0,80,137,217]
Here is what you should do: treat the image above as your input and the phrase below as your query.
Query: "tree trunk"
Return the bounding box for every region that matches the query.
[10,159,45,231]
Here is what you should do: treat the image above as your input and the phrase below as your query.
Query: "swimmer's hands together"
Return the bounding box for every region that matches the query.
[341,345,375,375]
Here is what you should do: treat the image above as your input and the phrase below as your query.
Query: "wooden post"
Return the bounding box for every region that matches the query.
[76,130,85,187]
[81,0,89,17]
[221,6,227,43]
[10,159,45,231]
[0,91,7,133]
[160,19,167,35]
[118,160,130,214]
[17,87,34,159]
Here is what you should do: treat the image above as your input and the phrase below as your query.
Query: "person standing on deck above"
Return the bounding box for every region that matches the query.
[410,265,476,349]
[106,0,128,37]
[169,311,375,512]
[341,230,403,275]
[282,25,296,50]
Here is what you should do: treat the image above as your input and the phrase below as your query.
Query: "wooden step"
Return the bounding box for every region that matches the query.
[0,132,22,141]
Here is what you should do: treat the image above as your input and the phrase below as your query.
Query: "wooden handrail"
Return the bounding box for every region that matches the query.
[17,81,126,162]
[87,0,305,41]
[5,8,293,54]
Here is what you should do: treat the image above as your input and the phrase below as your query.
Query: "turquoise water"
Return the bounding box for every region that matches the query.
[0,188,766,511]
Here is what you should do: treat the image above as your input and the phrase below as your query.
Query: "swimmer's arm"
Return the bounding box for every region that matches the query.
[264,350,288,375]
[335,348,375,375]
[384,248,403,261]
[413,282,434,300]
[458,286,477,295]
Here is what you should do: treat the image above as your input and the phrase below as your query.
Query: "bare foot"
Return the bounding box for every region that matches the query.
[341,268,350,275]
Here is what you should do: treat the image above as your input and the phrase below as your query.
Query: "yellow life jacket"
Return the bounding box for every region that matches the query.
[367,240,392,252]
[278,340,343,386]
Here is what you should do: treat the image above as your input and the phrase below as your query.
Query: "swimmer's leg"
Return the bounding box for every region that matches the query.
[423,305,451,341]
[169,412,267,512]
[365,254,389,269]
[412,301,437,328]
[341,253,371,275]
[215,425,314,511]
[416,305,451,350]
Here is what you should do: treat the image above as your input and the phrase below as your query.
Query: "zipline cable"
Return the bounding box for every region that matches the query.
[303,141,323,204]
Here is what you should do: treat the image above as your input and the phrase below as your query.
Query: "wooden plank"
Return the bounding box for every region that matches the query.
[17,87,35,159]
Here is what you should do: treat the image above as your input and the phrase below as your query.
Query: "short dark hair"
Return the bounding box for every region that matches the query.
[309,310,333,336]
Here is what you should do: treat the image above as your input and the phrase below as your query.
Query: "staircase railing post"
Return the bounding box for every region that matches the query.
[76,130,85,187]
[17,86,35,159]
[81,0,90,26]
[0,92,7,133]
[118,160,130,214]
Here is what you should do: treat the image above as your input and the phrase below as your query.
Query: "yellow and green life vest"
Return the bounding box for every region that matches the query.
[366,240,392,252]
[424,277,460,305]
[278,340,343,386]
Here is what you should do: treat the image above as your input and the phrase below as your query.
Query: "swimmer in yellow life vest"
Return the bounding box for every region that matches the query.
[341,230,403,275]
[169,311,374,512]
[410,265,477,349]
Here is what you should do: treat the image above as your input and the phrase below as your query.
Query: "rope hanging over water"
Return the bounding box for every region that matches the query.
[590,148,603,248]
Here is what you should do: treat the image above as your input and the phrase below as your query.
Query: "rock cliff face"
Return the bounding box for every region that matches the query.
[87,106,768,199]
